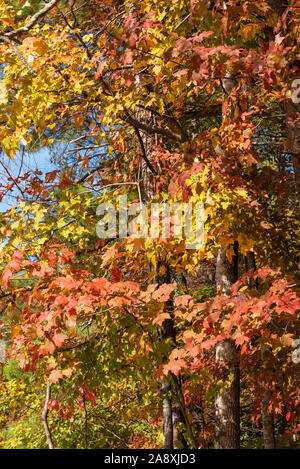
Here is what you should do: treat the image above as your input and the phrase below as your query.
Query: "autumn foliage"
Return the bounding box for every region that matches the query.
[0,0,299,449]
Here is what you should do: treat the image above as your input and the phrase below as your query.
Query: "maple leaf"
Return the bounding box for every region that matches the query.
[153,312,171,326]
[174,295,192,308]
[57,277,81,290]
[201,338,218,350]
[49,369,63,384]
[38,341,55,357]
[2,268,13,290]
[164,349,188,376]
[152,283,175,302]
[2,250,24,288]
[85,278,111,294]
[111,267,121,282]
[52,333,68,347]
[62,368,73,378]
[53,295,69,307]
[108,296,132,307]
[203,311,221,329]
[233,331,250,346]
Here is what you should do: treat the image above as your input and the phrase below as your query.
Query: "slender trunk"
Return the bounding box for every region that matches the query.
[215,76,241,449]
[171,373,196,448]
[215,339,240,449]
[42,381,54,449]
[131,29,177,446]
[215,157,240,451]
[158,379,173,449]
[129,3,186,444]
[284,100,300,210]
[83,391,88,449]
[215,244,238,295]
[213,69,241,448]
[246,250,258,288]
[214,246,240,449]
[260,346,275,449]
[261,393,275,449]
[246,250,256,272]
[157,261,189,447]
[136,93,187,448]
[172,401,188,448]
[160,313,176,449]
[264,1,300,210]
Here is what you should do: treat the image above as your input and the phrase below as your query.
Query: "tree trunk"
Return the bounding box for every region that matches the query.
[261,393,275,449]
[265,1,300,211]
[130,23,178,444]
[213,71,241,449]
[158,379,173,449]
[42,381,54,449]
[157,262,189,447]
[214,246,240,449]
[215,339,240,449]
[284,100,300,210]
[260,346,275,449]
[136,89,187,448]
[215,244,238,295]
[172,401,188,448]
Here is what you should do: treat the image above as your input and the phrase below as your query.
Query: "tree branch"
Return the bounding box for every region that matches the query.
[124,111,184,142]
[2,0,60,40]
[42,381,54,449]
[134,126,157,174]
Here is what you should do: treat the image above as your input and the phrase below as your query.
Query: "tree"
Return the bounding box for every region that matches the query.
[0,0,299,449]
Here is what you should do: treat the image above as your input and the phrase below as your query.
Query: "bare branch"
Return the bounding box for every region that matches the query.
[2,0,60,40]
[134,126,157,175]
[42,381,54,450]
[124,111,184,142]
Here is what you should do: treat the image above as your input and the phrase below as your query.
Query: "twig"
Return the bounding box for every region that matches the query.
[0,36,35,73]
[124,110,184,142]
[42,381,54,449]
[174,13,191,31]
[83,386,88,449]
[134,126,157,175]
[2,0,61,40]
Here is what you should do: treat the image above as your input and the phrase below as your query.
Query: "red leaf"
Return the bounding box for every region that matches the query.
[52,333,68,347]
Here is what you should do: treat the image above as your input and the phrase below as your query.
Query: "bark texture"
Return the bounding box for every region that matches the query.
[260,346,276,449]
[172,401,188,448]
[261,393,276,449]
[158,379,173,449]
[215,244,238,295]
[214,246,240,449]
[215,339,240,449]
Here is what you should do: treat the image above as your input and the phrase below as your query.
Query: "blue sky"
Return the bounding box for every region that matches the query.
[0,147,56,212]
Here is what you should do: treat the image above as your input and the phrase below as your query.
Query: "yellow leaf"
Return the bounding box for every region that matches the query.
[239,24,259,41]
[12,325,21,338]
[21,37,48,55]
